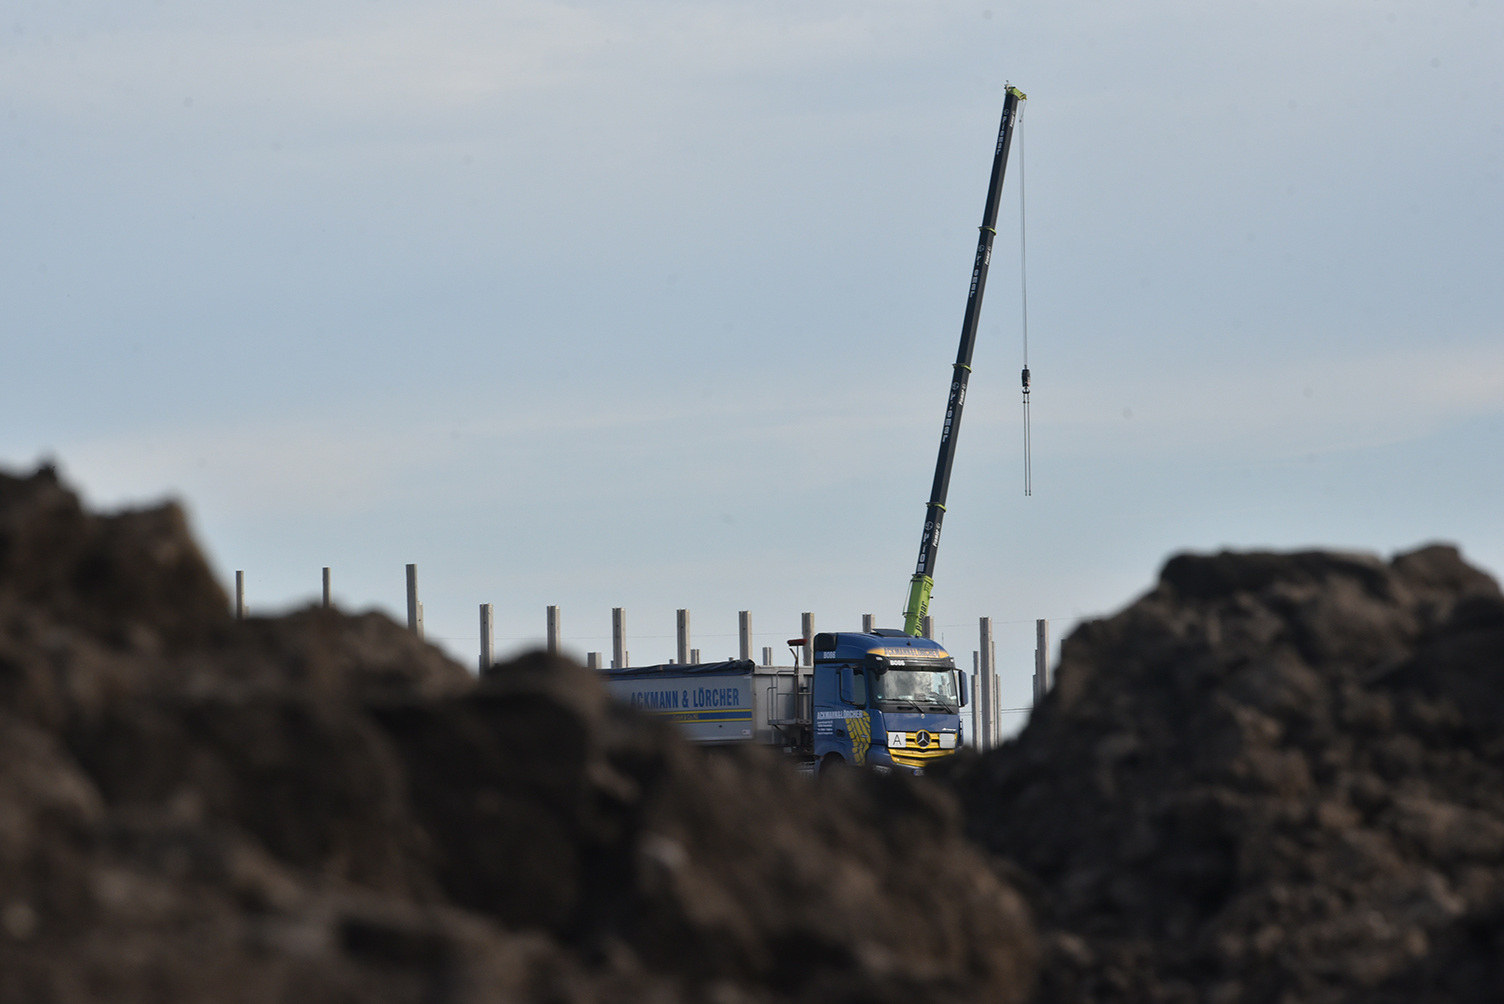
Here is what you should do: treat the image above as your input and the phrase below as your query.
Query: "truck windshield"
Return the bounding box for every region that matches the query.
[872,668,958,708]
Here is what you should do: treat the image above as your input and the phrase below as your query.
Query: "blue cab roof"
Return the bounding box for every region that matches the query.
[812,631,953,664]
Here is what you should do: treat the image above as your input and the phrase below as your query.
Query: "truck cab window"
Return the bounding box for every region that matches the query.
[839,666,868,706]
[871,668,958,708]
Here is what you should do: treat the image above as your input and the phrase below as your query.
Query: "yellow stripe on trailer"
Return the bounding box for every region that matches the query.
[639,708,753,724]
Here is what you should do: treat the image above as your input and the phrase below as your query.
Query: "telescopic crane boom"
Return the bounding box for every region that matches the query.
[902,85,1026,637]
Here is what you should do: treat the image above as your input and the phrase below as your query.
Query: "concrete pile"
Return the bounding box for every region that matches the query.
[948,546,1504,1003]
[0,465,1035,1004]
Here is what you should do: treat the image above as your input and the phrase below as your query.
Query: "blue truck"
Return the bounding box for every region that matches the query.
[602,629,968,774]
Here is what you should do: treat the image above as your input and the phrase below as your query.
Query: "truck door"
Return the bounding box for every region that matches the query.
[813,663,872,766]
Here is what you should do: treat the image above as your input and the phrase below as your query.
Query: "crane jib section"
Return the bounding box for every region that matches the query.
[903,85,1026,637]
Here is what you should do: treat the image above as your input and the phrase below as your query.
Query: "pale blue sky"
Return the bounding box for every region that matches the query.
[5,0,1502,725]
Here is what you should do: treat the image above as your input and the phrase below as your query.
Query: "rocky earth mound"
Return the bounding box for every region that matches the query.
[0,465,1035,1004]
[948,545,1504,1003]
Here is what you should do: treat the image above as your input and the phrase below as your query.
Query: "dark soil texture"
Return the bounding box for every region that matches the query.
[0,465,1035,1004]
[946,545,1504,1003]
[10,458,1504,1003]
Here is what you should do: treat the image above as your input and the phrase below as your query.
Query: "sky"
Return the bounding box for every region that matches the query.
[4,0,1502,731]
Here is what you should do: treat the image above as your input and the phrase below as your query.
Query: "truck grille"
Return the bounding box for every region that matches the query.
[888,731,958,767]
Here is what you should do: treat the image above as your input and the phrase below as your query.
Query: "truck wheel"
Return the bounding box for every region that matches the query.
[818,753,848,778]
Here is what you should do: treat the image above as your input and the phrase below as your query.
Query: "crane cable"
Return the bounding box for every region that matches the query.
[1018,101,1032,497]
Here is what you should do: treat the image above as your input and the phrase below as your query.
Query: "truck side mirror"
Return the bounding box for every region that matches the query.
[959,672,969,707]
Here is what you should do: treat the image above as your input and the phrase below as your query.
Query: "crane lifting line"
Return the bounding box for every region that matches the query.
[1018,102,1033,497]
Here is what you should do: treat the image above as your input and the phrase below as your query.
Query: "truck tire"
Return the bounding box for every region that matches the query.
[818,753,848,778]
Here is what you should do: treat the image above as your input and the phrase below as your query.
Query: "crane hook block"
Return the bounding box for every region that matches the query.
[1021,366,1031,392]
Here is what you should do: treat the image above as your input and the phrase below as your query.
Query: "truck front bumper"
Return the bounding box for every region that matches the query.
[868,738,959,775]
[868,746,952,776]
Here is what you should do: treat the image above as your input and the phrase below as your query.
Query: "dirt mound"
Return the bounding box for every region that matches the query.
[947,545,1504,1003]
[0,465,1035,1004]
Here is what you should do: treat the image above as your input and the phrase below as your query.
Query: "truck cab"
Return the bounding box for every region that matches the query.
[812,630,966,775]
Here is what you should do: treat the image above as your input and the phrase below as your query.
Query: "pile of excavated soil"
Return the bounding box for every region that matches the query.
[0,465,1035,1004]
[947,545,1504,1003]
[18,459,1504,1004]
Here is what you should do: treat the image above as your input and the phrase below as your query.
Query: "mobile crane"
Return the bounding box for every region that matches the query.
[602,86,1027,773]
